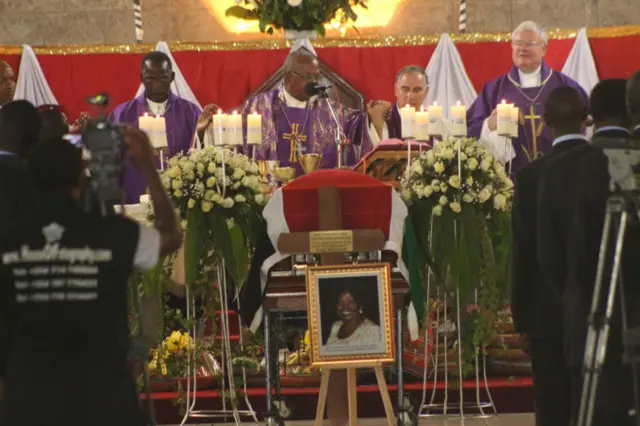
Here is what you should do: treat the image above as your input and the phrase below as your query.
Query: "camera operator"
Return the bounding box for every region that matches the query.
[567,79,640,424]
[0,128,181,426]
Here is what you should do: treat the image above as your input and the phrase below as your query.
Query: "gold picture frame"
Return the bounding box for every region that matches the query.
[306,263,395,367]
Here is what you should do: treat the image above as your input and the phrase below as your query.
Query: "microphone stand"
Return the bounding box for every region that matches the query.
[318,89,348,169]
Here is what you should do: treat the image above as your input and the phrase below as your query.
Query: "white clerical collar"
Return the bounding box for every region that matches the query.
[283,88,316,109]
[553,133,587,146]
[146,98,168,116]
[634,124,640,132]
[518,66,542,88]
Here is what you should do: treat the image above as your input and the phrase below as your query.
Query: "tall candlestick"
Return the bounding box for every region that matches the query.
[228,111,242,146]
[509,105,519,138]
[450,101,467,137]
[247,112,262,145]
[497,100,512,135]
[427,102,444,136]
[211,109,227,146]
[400,104,416,139]
[138,113,167,149]
[415,107,429,141]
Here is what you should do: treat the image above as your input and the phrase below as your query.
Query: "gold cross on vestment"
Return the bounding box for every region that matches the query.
[522,104,545,162]
[283,123,308,163]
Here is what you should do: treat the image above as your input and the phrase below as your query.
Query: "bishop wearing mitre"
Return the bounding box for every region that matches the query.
[466,21,587,171]
[237,49,374,175]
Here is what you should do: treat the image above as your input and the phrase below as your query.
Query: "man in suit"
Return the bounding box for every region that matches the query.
[0,100,41,421]
[511,86,589,426]
[627,71,640,143]
[537,79,633,425]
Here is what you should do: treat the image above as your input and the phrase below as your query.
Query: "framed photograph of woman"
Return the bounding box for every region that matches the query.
[305,263,394,367]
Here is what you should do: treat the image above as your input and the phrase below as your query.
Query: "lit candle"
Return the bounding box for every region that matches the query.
[415,107,429,141]
[509,105,519,138]
[227,111,243,146]
[400,104,416,139]
[246,112,262,145]
[496,100,512,135]
[450,101,467,137]
[139,113,168,149]
[427,102,444,136]
[211,109,227,146]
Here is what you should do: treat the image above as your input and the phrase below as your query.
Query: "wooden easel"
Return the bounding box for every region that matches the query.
[275,186,396,426]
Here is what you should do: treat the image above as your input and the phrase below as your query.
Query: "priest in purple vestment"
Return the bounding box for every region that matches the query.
[109,51,202,203]
[238,49,374,176]
[368,65,429,144]
[466,21,588,172]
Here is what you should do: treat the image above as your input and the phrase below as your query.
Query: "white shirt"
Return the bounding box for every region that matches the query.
[478,66,543,164]
[146,98,168,116]
[134,224,161,271]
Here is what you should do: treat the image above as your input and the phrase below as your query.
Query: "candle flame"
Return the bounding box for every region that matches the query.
[420,106,424,112]
[217,109,223,114]
[433,101,437,106]
[143,112,149,117]
[232,111,238,115]
[456,101,461,106]
[501,99,507,104]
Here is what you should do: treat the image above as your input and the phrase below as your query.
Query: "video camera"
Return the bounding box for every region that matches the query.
[81,93,126,215]
[592,136,640,192]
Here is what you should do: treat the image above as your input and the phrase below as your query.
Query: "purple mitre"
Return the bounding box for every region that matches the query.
[109,91,202,203]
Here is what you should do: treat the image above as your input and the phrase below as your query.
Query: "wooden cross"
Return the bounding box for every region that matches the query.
[524,104,543,160]
[283,123,308,163]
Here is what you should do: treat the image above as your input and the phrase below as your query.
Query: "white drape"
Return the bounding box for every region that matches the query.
[289,37,318,56]
[13,45,58,106]
[423,33,477,111]
[562,28,599,96]
[135,41,202,109]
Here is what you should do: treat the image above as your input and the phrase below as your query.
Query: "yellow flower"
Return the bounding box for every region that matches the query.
[222,198,235,208]
[493,193,507,210]
[467,158,479,171]
[234,194,246,203]
[478,189,491,203]
[434,162,445,174]
[207,161,217,174]
[202,200,213,212]
[438,195,448,206]
[179,333,194,350]
[432,205,443,216]
[204,190,216,201]
[197,162,205,172]
[206,176,216,188]
[171,179,183,190]
[187,199,196,209]
[173,189,184,198]
[423,185,434,197]
[449,201,462,213]
[448,175,460,188]
[466,176,474,186]
[164,331,182,353]
[168,166,181,178]
[462,193,475,203]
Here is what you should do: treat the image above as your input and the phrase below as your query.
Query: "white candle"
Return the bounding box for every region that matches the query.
[139,194,150,204]
[510,105,519,138]
[415,107,429,141]
[427,102,444,136]
[139,114,168,149]
[211,109,227,146]
[247,112,262,145]
[497,100,512,135]
[400,104,416,139]
[228,111,243,146]
[450,101,467,137]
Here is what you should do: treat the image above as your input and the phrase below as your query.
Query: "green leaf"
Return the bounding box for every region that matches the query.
[314,23,326,37]
[229,224,249,290]
[258,17,267,33]
[292,13,304,27]
[208,209,239,287]
[225,6,259,20]
[184,209,206,288]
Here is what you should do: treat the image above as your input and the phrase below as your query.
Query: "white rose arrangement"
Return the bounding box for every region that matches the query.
[401,137,514,216]
[160,146,269,290]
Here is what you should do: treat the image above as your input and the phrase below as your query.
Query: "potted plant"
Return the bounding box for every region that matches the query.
[225,0,368,38]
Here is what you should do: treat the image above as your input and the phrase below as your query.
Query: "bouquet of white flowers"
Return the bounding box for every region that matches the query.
[161,146,268,289]
[400,137,513,306]
[401,137,513,214]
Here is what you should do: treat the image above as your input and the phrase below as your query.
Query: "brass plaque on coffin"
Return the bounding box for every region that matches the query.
[308,230,354,253]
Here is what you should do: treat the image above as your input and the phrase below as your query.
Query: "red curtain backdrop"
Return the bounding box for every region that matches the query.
[1,35,640,121]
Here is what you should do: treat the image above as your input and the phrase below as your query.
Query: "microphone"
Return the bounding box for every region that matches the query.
[304,82,332,96]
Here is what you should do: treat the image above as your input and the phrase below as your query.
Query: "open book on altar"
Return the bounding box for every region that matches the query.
[352,139,431,187]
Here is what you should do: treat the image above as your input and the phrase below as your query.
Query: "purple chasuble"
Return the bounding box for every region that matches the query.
[239,86,372,175]
[385,104,402,140]
[466,61,588,171]
[109,92,201,203]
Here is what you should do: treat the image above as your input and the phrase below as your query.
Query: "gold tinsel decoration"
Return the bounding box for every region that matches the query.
[0,26,639,55]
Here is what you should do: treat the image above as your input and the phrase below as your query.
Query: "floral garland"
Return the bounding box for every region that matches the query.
[401,137,514,373]
[161,146,268,290]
